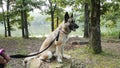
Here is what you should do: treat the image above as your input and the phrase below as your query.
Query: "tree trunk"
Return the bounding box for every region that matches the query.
[84,3,90,38]
[7,0,11,36]
[22,0,29,38]
[56,16,59,27]
[24,10,29,38]
[21,7,25,38]
[119,32,120,39]
[89,0,102,54]
[51,11,54,31]
[49,0,55,32]
[2,2,7,37]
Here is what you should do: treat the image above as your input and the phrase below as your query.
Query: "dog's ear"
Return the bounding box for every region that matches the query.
[64,12,69,23]
[71,13,73,18]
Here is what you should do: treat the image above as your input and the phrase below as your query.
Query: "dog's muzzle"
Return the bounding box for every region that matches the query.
[69,24,79,31]
[74,24,79,29]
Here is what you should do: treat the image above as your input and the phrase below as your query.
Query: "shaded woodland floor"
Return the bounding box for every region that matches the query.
[0,37,120,68]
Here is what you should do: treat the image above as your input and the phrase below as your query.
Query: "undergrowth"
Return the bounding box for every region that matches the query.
[66,46,120,68]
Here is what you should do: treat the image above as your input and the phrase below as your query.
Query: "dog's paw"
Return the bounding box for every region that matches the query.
[63,54,71,59]
[57,57,62,63]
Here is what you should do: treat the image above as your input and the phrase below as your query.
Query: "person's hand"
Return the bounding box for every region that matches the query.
[1,51,11,63]
[0,56,7,64]
[0,49,10,64]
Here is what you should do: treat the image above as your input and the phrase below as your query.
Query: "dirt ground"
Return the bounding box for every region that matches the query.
[0,37,120,68]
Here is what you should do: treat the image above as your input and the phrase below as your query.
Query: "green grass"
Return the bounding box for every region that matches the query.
[66,46,120,68]
[1,37,119,68]
[101,28,120,38]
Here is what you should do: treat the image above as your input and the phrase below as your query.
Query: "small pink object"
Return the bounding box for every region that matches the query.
[0,49,4,55]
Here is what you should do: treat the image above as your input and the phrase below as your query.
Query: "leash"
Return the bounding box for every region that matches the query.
[10,31,60,58]
[0,64,4,68]
[0,31,60,68]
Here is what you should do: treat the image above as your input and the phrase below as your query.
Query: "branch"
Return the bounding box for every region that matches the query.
[53,3,57,12]
[48,0,52,9]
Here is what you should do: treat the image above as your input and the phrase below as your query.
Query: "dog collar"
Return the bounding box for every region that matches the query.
[60,29,69,34]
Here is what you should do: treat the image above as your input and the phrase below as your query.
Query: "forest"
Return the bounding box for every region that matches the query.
[0,0,120,68]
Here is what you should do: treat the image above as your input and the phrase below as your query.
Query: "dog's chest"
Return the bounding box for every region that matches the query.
[59,33,68,44]
[62,35,68,43]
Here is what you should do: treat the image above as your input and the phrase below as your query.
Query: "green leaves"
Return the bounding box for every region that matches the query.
[0,0,2,5]
[101,1,120,29]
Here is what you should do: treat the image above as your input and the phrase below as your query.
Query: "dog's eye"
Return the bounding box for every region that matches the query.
[71,20,75,23]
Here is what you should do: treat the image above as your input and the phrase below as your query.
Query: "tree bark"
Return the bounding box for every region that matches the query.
[7,0,11,36]
[56,16,59,27]
[21,6,25,38]
[119,31,120,39]
[24,10,29,38]
[49,0,57,31]
[51,11,54,31]
[84,3,90,38]
[22,0,29,38]
[2,2,7,37]
[89,0,102,54]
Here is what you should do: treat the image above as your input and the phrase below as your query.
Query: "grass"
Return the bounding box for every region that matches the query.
[0,34,120,68]
[0,37,45,68]
[101,28,120,39]
[66,46,120,68]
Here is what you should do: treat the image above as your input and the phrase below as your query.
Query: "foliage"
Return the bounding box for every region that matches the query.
[10,0,44,29]
[101,1,120,29]
[0,0,120,38]
[45,4,64,21]
[0,13,4,23]
[0,0,44,31]
[100,1,120,38]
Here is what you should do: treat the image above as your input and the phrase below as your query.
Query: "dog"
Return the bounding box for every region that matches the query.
[24,12,79,65]
[38,12,79,63]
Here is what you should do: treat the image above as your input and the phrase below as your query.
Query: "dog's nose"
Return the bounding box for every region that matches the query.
[75,25,79,28]
[76,25,79,28]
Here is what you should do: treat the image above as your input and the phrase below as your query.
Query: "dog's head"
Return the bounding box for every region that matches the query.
[64,12,79,32]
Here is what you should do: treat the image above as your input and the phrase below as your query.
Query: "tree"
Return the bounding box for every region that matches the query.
[20,5,25,38]
[41,0,57,31]
[0,0,7,37]
[22,0,29,38]
[68,0,90,38]
[40,0,66,31]
[6,0,11,36]
[118,32,120,39]
[89,0,102,54]
[101,1,120,38]
[84,1,90,38]
[9,0,42,38]
[49,0,57,31]
[53,6,64,29]
[8,0,29,38]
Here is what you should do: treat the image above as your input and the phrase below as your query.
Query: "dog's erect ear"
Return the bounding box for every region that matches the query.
[71,13,73,18]
[64,12,69,23]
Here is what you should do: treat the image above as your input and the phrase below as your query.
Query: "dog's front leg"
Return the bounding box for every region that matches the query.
[56,45,63,63]
[61,45,71,59]
[61,45,64,57]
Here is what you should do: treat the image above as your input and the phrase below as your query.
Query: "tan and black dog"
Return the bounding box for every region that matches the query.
[38,12,79,63]
[23,12,79,65]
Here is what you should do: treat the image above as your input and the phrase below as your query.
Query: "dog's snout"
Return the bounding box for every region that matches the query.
[76,25,79,28]
[75,24,79,28]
